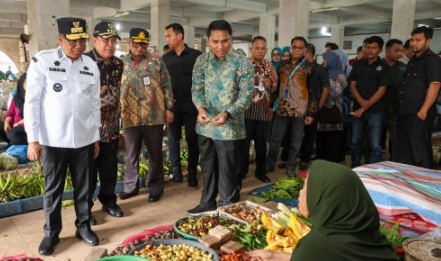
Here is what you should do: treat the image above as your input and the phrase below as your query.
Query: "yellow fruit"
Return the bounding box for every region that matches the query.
[262,213,284,233]
[288,214,311,239]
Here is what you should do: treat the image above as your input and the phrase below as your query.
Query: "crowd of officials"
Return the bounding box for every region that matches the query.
[17,16,441,255]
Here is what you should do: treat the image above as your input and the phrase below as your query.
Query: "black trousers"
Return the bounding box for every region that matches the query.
[198,135,241,208]
[123,125,164,195]
[280,124,291,162]
[167,109,199,178]
[299,118,319,163]
[41,143,95,237]
[91,139,119,208]
[396,114,435,169]
[0,122,28,145]
[240,119,269,178]
[316,131,342,162]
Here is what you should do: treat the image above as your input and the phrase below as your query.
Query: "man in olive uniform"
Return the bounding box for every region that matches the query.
[25,17,101,255]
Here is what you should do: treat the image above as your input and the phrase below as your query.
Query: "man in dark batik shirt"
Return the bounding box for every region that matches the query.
[84,22,124,224]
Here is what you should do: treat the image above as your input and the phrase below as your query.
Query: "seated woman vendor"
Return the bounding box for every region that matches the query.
[0,73,28,149]
[250,160,400,261]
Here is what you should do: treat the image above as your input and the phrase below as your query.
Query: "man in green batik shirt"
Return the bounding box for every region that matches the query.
[188,20,254,215]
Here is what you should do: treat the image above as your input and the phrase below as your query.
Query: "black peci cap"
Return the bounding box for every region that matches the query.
[57,17,89,40]
[130,28,149,44]
[93,21,121,40]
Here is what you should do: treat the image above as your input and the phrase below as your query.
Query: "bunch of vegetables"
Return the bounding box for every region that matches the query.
[261,203,311,253]
[134,243,214,261]
[252,178,305,203]
[380,222,411,251]
[227,223,267,251]
[177,215,240,237]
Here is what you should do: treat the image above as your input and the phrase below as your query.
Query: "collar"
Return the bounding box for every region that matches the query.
[171,44,189,56]
[363,57,381,66]
[57,47,83,62]
[250,57,267,66]
[92,48,116,67]
[412,48,432,61]
[381,57,400,67]
[129,50,147,61]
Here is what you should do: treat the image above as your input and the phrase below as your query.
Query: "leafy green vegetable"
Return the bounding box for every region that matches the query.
[380,222,411,248]
[252,177,305,203]
[228,223,267,251]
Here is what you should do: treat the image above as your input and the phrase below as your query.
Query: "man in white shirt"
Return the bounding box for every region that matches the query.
[25,17,101,256]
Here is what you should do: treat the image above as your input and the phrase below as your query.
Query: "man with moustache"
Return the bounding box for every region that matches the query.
[84,22,124,224]
[188,20,254,215]
[397,26,441,168]
[163,23,202,186]
[25,17,101,255]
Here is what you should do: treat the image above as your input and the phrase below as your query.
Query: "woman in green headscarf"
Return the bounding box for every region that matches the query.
[250,160,399,261]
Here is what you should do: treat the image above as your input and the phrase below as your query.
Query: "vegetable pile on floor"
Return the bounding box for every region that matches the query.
[251,177,305,204]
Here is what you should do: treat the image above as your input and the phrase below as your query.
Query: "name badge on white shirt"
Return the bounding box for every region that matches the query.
[143,76,151,86]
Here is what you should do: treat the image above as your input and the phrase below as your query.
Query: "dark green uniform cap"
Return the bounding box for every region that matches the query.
[93,21,121,40]
[130,28,149,44]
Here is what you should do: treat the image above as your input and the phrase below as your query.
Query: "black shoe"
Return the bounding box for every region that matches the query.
[287,169,297,178]
[278,161,286,169]
[187,205,218,216]
[265,166,275,173]
[75,230,100,246]
[256,174,271,183]
[148,194,161,203]
[118,191,138,200]
[102,205,124,217]
[90,215,97,226]
[299,162,308,171]
[173,167,183,182]
[188,179,198,187]
[38,236,59,256]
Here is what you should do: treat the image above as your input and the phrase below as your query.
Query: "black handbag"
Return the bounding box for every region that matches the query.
[319,101,343,124]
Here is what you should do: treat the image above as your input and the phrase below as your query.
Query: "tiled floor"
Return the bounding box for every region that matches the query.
[0,163,291,261]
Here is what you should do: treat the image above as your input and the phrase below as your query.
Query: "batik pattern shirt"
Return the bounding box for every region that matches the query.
[192,48,254,141]
[120,52,173,129]
[244,59,278,121]
[84,49,123,142]
[276,60,316,117]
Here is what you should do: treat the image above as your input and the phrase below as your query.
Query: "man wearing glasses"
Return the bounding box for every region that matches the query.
[84,22,124,224]
[25,17,101,255]
[266,37,316,178]
[119,28,174,203]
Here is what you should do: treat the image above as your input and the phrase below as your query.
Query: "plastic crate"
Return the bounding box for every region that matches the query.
[217,200,273,225]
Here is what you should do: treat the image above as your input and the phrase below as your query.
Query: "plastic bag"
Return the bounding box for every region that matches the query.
[421,227,441,240]
[0,152,18,170]
[5,145,29,164]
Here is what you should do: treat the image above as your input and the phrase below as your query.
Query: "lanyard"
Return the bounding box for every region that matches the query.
[288,59,305,83]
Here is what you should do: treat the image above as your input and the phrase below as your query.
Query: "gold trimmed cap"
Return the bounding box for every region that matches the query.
[130,28,149,44]
[57,17,89,40]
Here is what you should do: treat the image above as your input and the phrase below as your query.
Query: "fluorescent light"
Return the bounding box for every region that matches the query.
[115,11,129,17]
[115,24,121,30]
[434,17,441,20]
[418,24,429,27]
[312,7,340,13]
[321,27,332,36]
[116,44,120,50]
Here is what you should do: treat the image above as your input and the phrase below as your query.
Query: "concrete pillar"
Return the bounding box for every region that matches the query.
[330,25,344,50]
[87,17,101,51]
[183,25,195,49]
[150,0,170,54]
[390,0,416,41]
[27,0,70,57]
[259,13,276,60]
[201,36,207,53]
[278,0,310,47]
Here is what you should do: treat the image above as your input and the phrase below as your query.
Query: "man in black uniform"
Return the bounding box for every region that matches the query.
[84,22,124,224]
[25,17,101,255]
[162,23,202,187]
[397,26,441,168]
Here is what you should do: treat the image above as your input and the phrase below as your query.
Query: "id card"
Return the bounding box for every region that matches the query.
[258,81,265,91]
[143,76,151,86]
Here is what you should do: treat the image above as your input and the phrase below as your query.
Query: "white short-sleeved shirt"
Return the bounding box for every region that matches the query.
[25,47,101,148]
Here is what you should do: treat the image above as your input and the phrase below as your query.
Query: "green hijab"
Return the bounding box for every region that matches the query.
[291,160,399,261]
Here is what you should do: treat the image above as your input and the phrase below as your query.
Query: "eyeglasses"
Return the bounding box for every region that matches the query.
[132,42,148,49]
[272,53,280,56]
[291,45,305,50]
[62,36,87,47]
